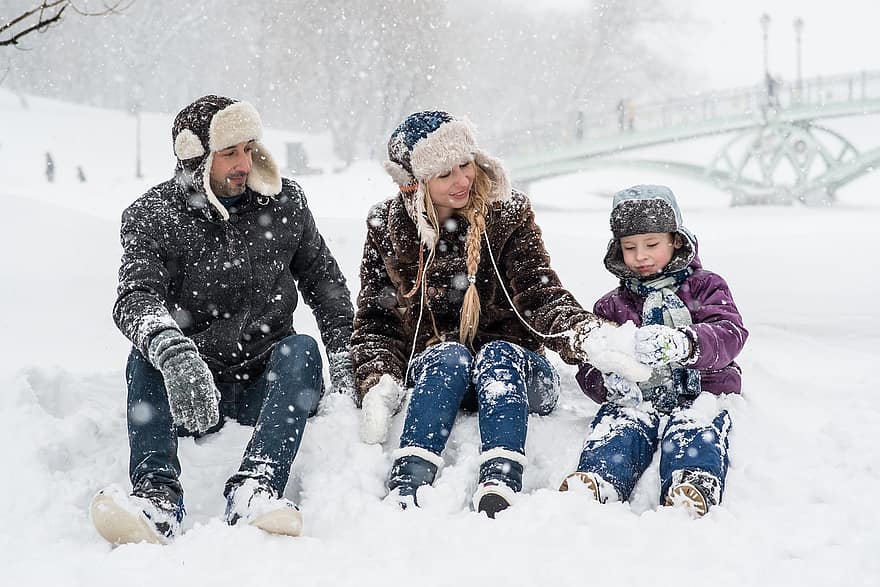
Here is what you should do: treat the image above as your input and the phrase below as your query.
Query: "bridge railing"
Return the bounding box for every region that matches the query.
[489,70,880,159]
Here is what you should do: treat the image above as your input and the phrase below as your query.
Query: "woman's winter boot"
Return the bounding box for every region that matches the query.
[473,448,527,518]
[387,447,444,508]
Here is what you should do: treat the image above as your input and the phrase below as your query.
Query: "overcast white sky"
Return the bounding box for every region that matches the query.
[677,1,880,91]
[517,0,879,93]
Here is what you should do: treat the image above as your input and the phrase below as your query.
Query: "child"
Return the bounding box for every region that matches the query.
[560,184,748,516]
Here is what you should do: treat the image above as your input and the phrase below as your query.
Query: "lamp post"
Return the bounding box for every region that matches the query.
[794,17,804,102]
[760,13,771,79]
[133,101,143,179]
[760,13,773,106]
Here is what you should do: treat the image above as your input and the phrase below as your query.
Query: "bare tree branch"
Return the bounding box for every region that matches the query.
[68,0,135,17]
[1,1,131,47]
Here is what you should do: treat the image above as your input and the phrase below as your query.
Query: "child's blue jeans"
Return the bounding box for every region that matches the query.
[575,402,731,502]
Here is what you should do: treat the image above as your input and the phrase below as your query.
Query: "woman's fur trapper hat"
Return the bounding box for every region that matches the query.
[384,110,511,247]
[604,184,697,280]
[172,95,281,220]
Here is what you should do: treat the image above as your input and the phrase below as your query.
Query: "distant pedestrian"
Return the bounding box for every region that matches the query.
[45,152,55,182]
[76,166,86,183]
[626,100,636,132]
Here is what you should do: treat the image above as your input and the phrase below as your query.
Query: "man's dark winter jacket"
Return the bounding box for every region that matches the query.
[350,190,597,400]
[114,177,353,382]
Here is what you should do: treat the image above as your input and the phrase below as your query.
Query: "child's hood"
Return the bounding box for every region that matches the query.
[603,184,698,280]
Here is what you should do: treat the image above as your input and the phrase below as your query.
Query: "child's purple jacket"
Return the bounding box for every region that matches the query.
[576,252,748,404]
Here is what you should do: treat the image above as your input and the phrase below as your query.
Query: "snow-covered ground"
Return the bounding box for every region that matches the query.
[1,90,878,586]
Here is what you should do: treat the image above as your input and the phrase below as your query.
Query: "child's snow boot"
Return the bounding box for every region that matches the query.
[473,448,527,518]
[387,448,443,509]
[559,471,618,503]
[225,478,303,536]
[664,469,721,517]
[90,481,184,545]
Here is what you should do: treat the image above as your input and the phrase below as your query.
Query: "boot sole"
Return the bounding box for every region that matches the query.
[559,472,601,501]
[249,508,303,537]
[90,492,168,545]
[477,493,510,519]
[665,482,709,517]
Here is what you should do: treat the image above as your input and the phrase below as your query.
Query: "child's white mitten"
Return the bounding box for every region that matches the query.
[634,324,692,367]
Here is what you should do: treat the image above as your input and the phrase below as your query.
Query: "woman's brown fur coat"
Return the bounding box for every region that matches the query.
[350,190,599,401]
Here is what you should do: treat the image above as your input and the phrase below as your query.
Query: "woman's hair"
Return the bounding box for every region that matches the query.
[421,162,493,346]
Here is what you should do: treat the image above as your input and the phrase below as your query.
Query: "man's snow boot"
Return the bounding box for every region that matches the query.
[473,449,526,519]
[664,469,721,517]
[225,478,302,537]
[387,449,441,509]
[90,481,184,545]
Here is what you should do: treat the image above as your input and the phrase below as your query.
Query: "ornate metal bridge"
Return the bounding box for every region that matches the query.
[496,71,880,205]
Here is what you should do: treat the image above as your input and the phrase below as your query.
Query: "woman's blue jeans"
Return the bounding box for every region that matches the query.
[399,340,559,459]
[126,333,323,499]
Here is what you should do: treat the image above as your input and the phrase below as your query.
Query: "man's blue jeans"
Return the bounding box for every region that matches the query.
[127,334,323,499]
[399,340,559,458]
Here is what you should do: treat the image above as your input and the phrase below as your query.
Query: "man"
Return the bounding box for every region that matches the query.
[90,95,355,544]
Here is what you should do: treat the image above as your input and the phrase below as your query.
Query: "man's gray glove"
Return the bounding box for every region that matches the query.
[148,329,220,434]
[327,350,356,400]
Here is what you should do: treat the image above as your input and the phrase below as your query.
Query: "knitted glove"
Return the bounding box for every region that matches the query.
[575,321,653,382]
[148,329,220,434]
[359,374,405,445]
[634,325,692,368]
[602,372,643,407]
[327,350,356,400]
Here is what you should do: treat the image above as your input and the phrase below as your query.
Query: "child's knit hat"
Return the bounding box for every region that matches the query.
[604,184,697,279]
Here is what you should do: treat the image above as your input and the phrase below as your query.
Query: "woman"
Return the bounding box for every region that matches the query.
[350,111,603,517]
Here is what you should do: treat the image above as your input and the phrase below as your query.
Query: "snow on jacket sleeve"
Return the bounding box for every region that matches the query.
[112,196,182,358]
[288,193,354,358]
[499,193,600,363]
[350,208,408,403]
[573,292,625,403]
[681,270,748,371]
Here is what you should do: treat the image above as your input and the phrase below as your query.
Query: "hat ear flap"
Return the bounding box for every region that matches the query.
[400,181,437,249]
[474,151,511,203]
[174,128,205,160]
[384,159,415,187]
[246,141,282,196]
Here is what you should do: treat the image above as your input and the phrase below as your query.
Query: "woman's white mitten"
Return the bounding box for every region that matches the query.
[359,374,405,444]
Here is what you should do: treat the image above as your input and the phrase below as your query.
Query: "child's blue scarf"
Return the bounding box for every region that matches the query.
[624,268,701,412]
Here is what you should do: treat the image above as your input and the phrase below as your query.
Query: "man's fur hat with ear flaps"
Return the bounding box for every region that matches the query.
[171,94,282,220]
[383,110,512,247]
